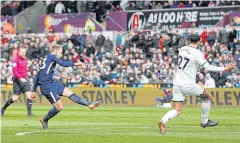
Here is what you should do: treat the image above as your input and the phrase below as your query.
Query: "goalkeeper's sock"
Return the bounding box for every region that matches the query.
[69,93,90,106]
[43,107,59,121]
[161,109,179,124]
[201,99,211,124]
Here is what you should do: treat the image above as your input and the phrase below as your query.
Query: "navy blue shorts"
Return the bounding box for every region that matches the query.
[40,82,65,104]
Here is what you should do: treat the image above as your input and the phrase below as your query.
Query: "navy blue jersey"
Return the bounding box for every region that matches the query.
[32,54,74,92]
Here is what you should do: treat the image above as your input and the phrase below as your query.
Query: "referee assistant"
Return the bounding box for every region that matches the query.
[1,47,34,117]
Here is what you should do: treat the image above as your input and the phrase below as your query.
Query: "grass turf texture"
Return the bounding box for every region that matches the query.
[1,105,240,143]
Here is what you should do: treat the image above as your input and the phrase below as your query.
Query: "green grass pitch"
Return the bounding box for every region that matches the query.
[1,105,240,143]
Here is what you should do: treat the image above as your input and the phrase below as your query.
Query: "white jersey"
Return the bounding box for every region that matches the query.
[174,45,207,86]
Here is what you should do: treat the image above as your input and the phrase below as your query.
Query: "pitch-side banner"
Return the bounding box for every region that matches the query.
[39,13,103,33]
[0,88,161,106]
[0,16,14,27]
[127,6,240,30]
[1,88,239,107]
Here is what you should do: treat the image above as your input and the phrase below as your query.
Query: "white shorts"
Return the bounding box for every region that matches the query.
[172,84,205,102]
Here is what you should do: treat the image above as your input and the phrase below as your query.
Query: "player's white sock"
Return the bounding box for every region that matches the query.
[201,99,211,124]
[161,110,179,124]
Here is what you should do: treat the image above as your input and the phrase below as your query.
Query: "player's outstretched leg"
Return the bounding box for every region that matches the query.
[158,102,182,134]
[200,90,218,128]
[63,87,101,110]
[25,91,34,117]
[1,95,19,116]
[40,100,63,129]
[69,93,101,110]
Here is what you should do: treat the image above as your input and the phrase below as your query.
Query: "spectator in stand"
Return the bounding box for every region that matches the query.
[162,35,171,49]
[65,1,77,13]
[155,88,173,107]
[86,43,96,57]
[185,0,193,8]
[115,4,123,11]
[2,0,240,18]
[178,2,185,8]
[92,73,104,84]
[228,73,238,86]
[104,37,114,53]
[223,81,235,88]
[1,41,10,61]
[228,26,237,50]
[236,80,240,88]
[12,42,19,59]
[1,2,12,16]
[208,0,215,7]
[95,32,106,53]
[153,34,160,49]
[183,29,189,40]
[77,32,86,49]
[125,2,137,10]
[178,34,186,48]
[169,0,177,8]
[86,0,96,12]
[208,28,216,47]
[199,0,209,7]
[197,73,205,85]
[205,73,216,88]
[55,1,65,14]
[1,26,240,87]
[47,1,55,14]
[94,3,104,23]
[200,27,208,44]
[116,32,123,47]
[10,1,20,16]
[215,71,228,87]
[1,1,36,16]
[86,33,96,48]
[76,1,86,13]
[219,28,229,44]
[155,2,163,9]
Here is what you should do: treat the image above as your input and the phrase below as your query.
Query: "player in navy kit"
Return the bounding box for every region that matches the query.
[32,44,100,129]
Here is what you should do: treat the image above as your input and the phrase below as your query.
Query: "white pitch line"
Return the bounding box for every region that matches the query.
[15,125,240,137]
[14,130,240,140]
[15,126,151,136]
[16,131,45,136]
[36,131,240,141]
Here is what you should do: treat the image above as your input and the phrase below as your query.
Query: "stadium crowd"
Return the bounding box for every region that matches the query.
[2,0,240,15]
[1,1,36,16]
[46,0,240,22]
[45,0,240,13]
[2,0,238,22]
[1,25,240,88]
